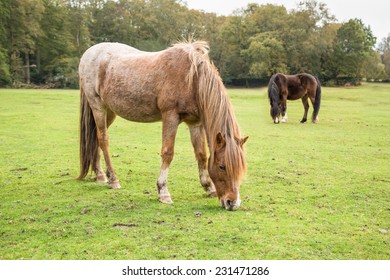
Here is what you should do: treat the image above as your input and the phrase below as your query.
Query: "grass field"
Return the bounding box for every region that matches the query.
[0,84,389,260]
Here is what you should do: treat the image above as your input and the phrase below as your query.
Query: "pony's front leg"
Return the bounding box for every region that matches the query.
[189,124,216,197]
[280,100,288,123]
[281,113,288,123]
[157,112,180,203]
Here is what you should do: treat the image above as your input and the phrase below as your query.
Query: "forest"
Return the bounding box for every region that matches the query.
[1,0,390,88]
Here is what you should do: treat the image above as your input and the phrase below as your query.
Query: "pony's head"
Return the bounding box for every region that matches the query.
[268,79,281,123]
[208,132,248,211]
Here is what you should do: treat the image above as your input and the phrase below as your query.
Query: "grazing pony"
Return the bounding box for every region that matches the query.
[78,41,248,210]
[267,73,321,123]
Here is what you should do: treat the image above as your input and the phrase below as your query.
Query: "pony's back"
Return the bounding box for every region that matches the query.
[79,43,140,89]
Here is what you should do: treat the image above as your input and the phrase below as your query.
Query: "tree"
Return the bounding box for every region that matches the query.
[66,0,92,56]
[0,0,386,88]
[0,47,11,86]
[0,0,11,86]
[220,3,290,84]
[362,51,387,81]
[90,0,133,44]
[377,34,390,80]
[192,12,228,76]
[283,1,336,75]
[382,50,390,80]
[243,33,287,77]
[377,33,390,54]
[330,19,376,84]
[8,0,45,85]
[244,3,289,35]
[220,14,250,82]
[34,0,77,86]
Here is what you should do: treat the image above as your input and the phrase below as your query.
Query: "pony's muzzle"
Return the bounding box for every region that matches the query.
[221,197,241,211]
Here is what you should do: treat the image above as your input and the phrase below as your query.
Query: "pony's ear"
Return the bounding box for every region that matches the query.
[216,132,226,149]
[240,136,248,147]
[235,136,248,147]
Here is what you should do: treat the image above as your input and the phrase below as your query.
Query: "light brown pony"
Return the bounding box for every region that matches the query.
[78,41,248,210]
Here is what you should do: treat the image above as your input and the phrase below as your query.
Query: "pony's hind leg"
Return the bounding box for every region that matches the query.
[95,111,117,183]
[300,95,309,123]
[95,149,107,183]
[94,110,121,189]
[189,124,217,197]
[309,95,319,123]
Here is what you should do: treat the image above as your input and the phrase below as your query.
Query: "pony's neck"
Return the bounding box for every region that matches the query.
[196,61,247,182]
[197,63,229,138]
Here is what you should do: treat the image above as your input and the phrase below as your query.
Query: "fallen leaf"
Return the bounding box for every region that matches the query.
[80,208,89,214]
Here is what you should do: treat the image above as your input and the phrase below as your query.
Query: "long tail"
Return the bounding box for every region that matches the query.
[268,75,280,117]
[78,85,99,179]
[268,75,280,104]
[312,76,321,121]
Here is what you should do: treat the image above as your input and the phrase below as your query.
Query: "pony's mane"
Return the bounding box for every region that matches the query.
[173,41,247,182]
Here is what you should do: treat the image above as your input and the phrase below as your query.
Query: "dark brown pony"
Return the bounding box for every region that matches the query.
[268,73,321,123]
[78,41,247,210]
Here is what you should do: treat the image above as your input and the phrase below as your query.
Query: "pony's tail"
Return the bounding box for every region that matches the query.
[268,75,280,117]
[78,85,99,179]
[268,75,279,105]
[313,76,321,121]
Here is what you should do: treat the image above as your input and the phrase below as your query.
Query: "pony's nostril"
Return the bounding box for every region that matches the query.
[226,199,232,207]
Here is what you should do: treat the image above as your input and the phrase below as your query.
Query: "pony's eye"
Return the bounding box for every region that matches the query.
[219,165,226,172]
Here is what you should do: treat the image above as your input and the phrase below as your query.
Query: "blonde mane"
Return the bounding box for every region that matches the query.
[173,41,247,182]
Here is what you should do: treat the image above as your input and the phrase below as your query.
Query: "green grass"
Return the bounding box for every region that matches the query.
[0,84,389,259]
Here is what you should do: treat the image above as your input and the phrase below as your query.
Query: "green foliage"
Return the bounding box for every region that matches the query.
[362,52,387,81]
[8,0,45,84]
[0,0,389,87]
[378,34,390,80]
[0,48,11,86]
[0,0,10,45]
[243,34,287,77]
[330,19,377,84]
[383,50,390,80]
[0,85,389,259]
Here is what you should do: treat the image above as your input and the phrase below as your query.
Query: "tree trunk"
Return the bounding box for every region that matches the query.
[25,52,30,84]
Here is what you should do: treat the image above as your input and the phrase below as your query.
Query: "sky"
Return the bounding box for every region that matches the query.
[184,0,390,42]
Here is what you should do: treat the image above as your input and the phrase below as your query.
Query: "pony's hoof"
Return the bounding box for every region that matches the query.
[158,195,173,204]
[109,180,121,189]
[207,191,217,197]
[203,182,217,197]
[96,175,108,183]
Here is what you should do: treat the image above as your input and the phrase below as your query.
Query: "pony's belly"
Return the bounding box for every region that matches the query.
[116,107,162,123]
[120,113,161,123]
[105,98,162,122]
[287,92,305,100]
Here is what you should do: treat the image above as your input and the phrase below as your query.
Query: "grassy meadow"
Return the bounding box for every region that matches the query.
[0,84,389,260]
